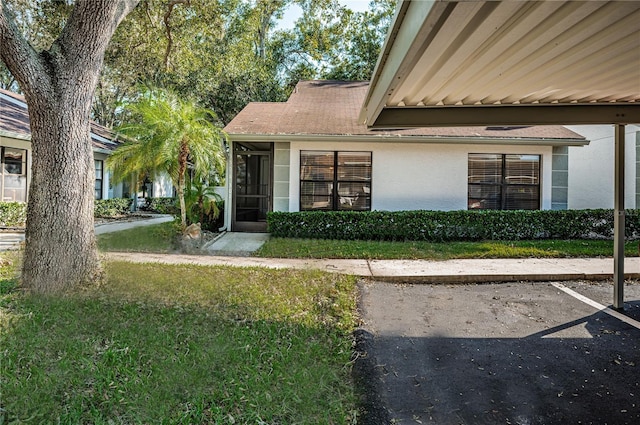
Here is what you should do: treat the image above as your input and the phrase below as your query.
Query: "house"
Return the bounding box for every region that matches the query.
[223,80,639,232]
[0,88,173,202]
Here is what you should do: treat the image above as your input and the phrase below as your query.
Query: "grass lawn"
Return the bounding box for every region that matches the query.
[0,256,358,424]
[97,222,640,261]
[256,237,640,260]
[97,221,178,253]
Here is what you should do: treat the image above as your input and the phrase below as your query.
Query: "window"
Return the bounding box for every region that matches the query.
[468,153,540,210]
[1,147,27,202]
[300,151,371,211]
[95,159,103,200]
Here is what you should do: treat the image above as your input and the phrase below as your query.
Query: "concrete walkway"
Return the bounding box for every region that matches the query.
[202,232,270,256]
[0,232,24,251]
[0,214,174,251]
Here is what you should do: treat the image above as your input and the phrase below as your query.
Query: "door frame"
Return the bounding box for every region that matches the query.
[231,142,273,232]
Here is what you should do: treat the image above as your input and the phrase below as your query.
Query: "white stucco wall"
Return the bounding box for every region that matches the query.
[152,173,175,198]
[108,171,175,201]
[566,125,639,210]
[287,140,554,212]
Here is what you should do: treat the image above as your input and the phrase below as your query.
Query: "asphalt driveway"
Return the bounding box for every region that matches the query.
[356,280,640,424]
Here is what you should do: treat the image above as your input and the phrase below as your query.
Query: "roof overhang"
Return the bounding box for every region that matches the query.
[227,133,589,146]
[361,0,640,128]
[0,129,30,141]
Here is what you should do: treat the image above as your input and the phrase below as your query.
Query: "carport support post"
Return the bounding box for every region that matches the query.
[613,124,625,310]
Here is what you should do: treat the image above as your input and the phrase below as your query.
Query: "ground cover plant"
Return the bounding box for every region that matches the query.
[256,238,640,260]
[0,259,358,424]
[0,202,26,227]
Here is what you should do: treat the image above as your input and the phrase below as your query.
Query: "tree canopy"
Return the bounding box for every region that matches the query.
[2,0,395,126]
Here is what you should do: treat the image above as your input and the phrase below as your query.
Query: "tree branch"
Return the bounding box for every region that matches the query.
[0,1,51,98]
[56,0,140,82]
[163,0,190,70]
[143,1,156,27]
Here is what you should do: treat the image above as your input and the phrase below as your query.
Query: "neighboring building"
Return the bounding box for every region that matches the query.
[0,88,173,202]
[565,124,639,210]
[223,80,640,232]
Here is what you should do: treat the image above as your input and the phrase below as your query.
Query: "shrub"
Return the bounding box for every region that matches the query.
[184,182,224,231]
[94,198,133,218]
[0,202,27,227]
[144,197,179,215]
[2,199,137,225]
[267,209,640,242]
[198,200,224,231]
[185,200,225,231]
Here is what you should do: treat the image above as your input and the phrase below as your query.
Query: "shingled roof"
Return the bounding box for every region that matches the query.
[225,80,586,143]
[0,88,120,152]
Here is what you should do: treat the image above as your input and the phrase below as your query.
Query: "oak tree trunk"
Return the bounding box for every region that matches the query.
[0,0,139,293]
[22,100,100,292]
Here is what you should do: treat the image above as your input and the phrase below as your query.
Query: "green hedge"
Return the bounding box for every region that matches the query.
[267,209,640,241]
[94,198,133,218]
[0,202,27,227]
[1,198,182,227]
[143,197,179,215]
[2,199,137,226]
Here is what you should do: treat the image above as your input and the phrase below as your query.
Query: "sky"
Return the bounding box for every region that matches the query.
[278,0,373,30]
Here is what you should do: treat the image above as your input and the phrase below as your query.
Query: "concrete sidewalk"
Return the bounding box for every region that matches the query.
[94,221,640,282]
[105,252,640,283]
[94,214,174,234]
[0,232,24,251]
[4,214,640,283]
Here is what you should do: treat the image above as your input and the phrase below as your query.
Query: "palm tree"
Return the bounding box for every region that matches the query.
[108,87,227,228]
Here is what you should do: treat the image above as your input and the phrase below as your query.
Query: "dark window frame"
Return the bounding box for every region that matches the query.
[1,147,28,202]
[300,150,372,211]
[95,159,103,200]
[468,153,541,210]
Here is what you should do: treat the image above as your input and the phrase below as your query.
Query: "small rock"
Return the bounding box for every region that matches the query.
[183,223,202,240]
[179,223,202,252]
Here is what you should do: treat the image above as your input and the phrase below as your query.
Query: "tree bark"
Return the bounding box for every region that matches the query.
[0,0,139,293]
[163,0,190,70]
[23,101,101,292]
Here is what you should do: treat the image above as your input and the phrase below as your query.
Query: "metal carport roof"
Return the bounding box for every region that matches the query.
[360,0,640,308]
[361,0,640,127]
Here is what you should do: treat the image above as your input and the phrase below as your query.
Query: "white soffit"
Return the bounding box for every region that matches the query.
[361,0,640,128]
